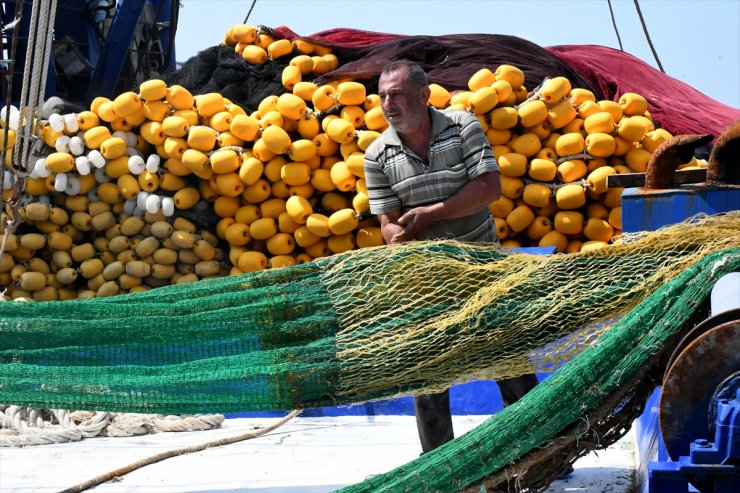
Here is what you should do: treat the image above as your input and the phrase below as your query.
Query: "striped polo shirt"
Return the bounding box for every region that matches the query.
[364,107,500,242]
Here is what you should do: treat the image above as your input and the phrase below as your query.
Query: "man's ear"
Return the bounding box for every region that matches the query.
[420,86,431,105]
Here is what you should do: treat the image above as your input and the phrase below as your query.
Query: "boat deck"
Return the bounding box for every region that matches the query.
[0,415,636,492]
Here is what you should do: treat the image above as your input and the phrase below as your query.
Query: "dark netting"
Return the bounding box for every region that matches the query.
[158,32,602,112]
[311,34,602,97]
[338,247,739,492]
[161,44,290,113]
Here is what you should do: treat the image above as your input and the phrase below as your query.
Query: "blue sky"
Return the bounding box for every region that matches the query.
[175,0,740,108]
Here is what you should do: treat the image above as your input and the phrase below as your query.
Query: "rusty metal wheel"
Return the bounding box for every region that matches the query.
[659,315,740,460]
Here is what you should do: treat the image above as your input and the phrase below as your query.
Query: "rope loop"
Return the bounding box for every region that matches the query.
[555,153,596,165]
[0,404,226,447]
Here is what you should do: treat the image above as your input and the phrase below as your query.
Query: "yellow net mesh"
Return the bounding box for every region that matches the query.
[0,213,738,415]
[326,211,740,402]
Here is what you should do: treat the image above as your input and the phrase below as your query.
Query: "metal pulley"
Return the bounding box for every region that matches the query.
[659,308,740,461]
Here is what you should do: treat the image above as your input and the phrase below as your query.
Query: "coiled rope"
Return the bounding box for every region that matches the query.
[0,405,225,447]
[0,0,225,442]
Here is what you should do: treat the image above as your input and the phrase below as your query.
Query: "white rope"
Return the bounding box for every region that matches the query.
[13,0,40,168]
[0,405,225,447]
[16,0,39,122]
[54,409,111,437]
[39,0,58,100]
[13,0,57,171]
[25,0,49,117]
[21,0,56,169]
[153,414,226,432]
[23,0,58,169]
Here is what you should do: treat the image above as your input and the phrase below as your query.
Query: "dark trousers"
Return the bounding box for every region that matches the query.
[414,373,539,453]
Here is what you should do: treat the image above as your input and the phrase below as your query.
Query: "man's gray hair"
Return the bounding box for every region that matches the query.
[381,60,428,89]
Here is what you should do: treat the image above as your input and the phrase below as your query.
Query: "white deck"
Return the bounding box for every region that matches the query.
[0,415,636,492]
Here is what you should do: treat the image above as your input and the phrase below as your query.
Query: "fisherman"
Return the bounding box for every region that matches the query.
[363,60,540,453]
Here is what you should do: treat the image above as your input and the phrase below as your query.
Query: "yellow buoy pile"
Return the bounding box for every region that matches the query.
[448,67,705,253]
[0,23,706,300]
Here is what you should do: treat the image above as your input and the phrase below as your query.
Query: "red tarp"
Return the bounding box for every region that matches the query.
[275,26,404,47]
[547,45,739,140]
[277,28,600,100]
[276,27,739,139]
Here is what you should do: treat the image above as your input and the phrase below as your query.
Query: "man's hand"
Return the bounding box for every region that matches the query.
[379,211,407,244]
[392,206,432,243]
[379,172,500,243]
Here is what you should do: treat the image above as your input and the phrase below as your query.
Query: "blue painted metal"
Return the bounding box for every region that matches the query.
[622,185,740,233]
[86,0,146,101]
[691,390,740,465]
[634,390,671,493]
[0,0,57,100]
[511,246,556,256]
[87,0,178,101]
[227,376,550,419]
[648,389,740,493]
[153,0,176,68]
[51,0,104,103]
[1,0,177,104]
[625,184,740,492]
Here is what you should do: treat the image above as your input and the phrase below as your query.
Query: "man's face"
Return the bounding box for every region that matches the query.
[378,69,426,134]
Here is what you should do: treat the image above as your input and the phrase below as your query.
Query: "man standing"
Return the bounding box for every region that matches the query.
[363,60,539,453]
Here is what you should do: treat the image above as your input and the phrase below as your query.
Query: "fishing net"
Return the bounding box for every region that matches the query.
[1,212,739,418]
[1,213,739,490]
[339,240,737,493]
